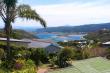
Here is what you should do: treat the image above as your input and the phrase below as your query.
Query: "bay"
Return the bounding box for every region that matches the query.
[36,33,85,42]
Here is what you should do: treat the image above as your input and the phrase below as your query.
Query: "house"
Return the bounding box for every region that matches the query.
[23,39,63,53]
[0,37,62,53]
[45,43,63,53]
[0,37,30,46]
[102,41,110,47]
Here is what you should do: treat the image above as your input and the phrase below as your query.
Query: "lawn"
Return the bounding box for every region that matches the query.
[49,57,110,73]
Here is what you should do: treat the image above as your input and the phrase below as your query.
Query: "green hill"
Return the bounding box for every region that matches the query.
[0,29,37,39]
[85,29,110,42]
[36,23,110,33]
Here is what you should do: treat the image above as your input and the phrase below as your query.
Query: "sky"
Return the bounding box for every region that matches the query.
[1,0,110,28]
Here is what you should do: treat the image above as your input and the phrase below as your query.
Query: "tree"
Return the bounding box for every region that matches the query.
[0,0,46,61]
[57,47,74,68]
[30,48,47,69]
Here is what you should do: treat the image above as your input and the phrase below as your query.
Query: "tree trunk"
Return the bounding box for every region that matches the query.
[6,32,11,60]
[5,23,11,61]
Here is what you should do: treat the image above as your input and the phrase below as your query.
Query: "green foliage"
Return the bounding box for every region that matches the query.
[0,42,35,70]
[56,47,74,68]
[30,48,48,67]
[0,59,36,73]
[13,67,36,73]
[36,23,110,33]
[58,41,79,47]
[26,59,35,67]
[0,29,37,39]
[85,29,110,42]
[48,53,57,67]
[14,59,25,70]
[0,48,5,60]
[74,50,83,60]
[14,59,35,70]
[0,1,46,72]
[106,48,110,54]
[0,67,36,73]
[17,4,46,27]
[0,66,36,73]
[0,60,15,70]
[106,48,110,59]
[81,48,91,59]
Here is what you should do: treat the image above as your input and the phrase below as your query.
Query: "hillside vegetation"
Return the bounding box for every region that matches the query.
[85,29,110,42]
[36,23,110,33]
[0,29,37,39]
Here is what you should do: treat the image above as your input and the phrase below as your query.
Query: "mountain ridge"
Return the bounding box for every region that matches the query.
[36,23,110,33]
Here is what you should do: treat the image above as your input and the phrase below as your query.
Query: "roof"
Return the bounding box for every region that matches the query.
[0,38,30,43]
[47,43,63,48]
[28,40,51,48]
[26,39,61,48]
[102,41,110,45]
[32,39,55,43]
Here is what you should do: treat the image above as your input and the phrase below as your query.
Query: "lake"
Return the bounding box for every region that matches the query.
[36,33,85,42]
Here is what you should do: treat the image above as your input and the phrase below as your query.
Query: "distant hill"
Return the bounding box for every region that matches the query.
[84,29,110,42]
[36,23,110,33]
[0,29,37,39]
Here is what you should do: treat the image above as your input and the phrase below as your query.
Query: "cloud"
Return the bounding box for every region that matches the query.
[31,2,110,27]
[1,0,110,27]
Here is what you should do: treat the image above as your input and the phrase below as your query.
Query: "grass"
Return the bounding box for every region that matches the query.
[49,57,110,73]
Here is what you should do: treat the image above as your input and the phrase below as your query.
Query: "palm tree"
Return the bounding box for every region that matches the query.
[0,0,46,61]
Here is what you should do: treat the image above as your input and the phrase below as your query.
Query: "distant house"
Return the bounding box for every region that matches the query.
[0,37,30,46]
[102,41,110,47]
[0,37,62,53]
[24,39,63,53]
[45,44,63,53]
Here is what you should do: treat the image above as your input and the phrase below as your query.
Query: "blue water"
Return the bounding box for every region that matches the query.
[37,33,85,42]
[37,33,57,39]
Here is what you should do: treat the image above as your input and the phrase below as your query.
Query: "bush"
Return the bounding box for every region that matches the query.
[13,49,31,60]
[0,59,36,73]
[14,59,25,70]
[26,59,35,67]
[48,53,57,67]
[13,67,36,73]
[74,50,83,60]
[56,47,74,68]
[81,48,91,59]
[106,48,110,59]
[1,60,15,70]
[0,66,36,73]
[0,42,37,72]
[30,48,48,67]
[0,48,5,60]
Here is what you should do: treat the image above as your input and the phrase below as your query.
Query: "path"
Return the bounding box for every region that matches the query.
[37,68,48,73]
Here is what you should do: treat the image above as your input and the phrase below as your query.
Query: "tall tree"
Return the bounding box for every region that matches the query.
[0,0,46,60]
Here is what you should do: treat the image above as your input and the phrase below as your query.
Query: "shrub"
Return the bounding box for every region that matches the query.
[0,42,36,72]
[106,48,110,59]
[0,59,36,73]
[26,59,35,66]
[0,48,5,60]
[56,47,74,68]
[0,60,15,70]
[13,67,36,73]
[48,53,57,67]
[14,59,25,70]
[81,48,91,59]
[30,48,48,67]
[74,50,83,60]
